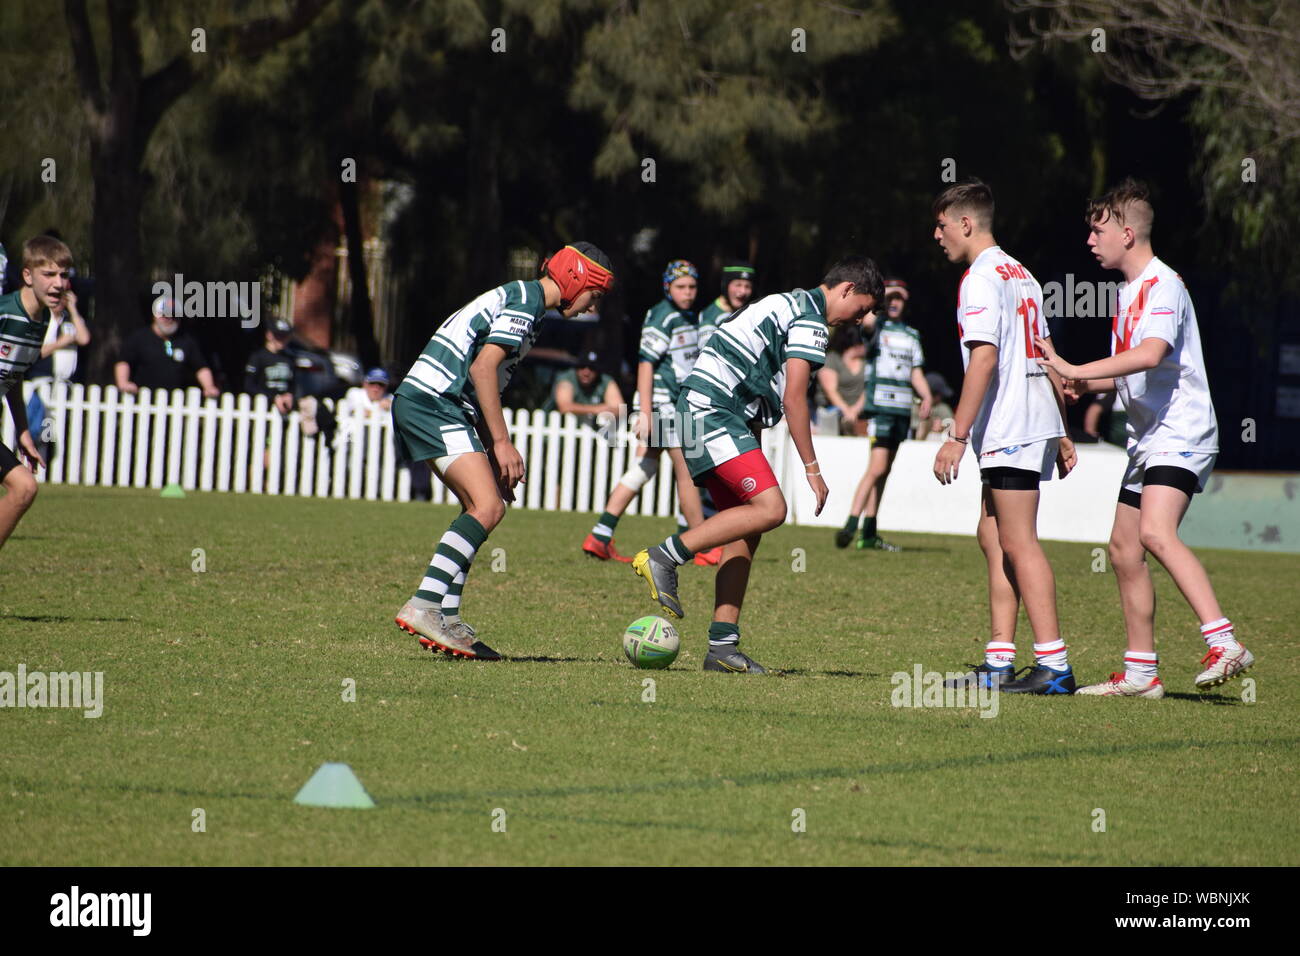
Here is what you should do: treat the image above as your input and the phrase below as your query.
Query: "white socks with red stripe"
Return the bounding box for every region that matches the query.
[1124,650,1158,683]
[984,642,1016,670]
[1201,618,1240,650]
[1033,639,1069,671]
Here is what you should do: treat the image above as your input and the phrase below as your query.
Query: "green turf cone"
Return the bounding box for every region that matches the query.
[160,483,186,498]
[293,762,376,809]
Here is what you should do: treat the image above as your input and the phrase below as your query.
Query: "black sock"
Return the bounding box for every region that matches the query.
[863,517,877,539]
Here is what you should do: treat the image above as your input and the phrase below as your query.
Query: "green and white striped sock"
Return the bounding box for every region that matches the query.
[591,511,619,544]
[415,514,488,606]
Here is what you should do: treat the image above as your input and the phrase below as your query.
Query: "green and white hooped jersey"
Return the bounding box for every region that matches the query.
[637,299,699,408]
[396,280,547,414]
[684,287,828,428]
[697,296,733,352]
[864,319,925,415]
[0,290,51,400]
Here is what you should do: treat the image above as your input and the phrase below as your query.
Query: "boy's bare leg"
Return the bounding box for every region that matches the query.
[633,486,786,620]
[990,485,1074,693]
[667,447,705,527]
[979,486,1021,647]
[1137,485,1223,623]
[0,466,38,551]
[1109,501,1155,652]
[703,532,767,673]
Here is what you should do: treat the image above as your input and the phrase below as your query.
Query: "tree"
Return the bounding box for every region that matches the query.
[63,0,331,382]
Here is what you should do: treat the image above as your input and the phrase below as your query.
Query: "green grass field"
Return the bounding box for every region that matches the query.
[2,485,1295,866]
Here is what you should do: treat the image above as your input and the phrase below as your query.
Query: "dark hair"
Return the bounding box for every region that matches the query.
[1086,177,1154,233]
[932,178,994,230]
[569,241,613,273]
[822,255,884,306]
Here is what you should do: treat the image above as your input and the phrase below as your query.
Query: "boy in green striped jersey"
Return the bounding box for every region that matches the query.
[583,260,721,565]
[697,260,755,351]
[839,279,933,552]
[633,256,884,673]
[0,236,71,553]
[393,243,614,660]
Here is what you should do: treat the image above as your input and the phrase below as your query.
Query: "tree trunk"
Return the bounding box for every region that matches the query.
[339,177,380,369]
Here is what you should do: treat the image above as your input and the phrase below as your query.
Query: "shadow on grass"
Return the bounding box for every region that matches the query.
[774,668,875,678]
[7,614,134,623]
[1164,691,1245,705]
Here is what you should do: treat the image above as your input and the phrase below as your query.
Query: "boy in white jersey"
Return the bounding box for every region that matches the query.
[632,256,883,673]
[1035,178,1250,696]
[931,181,1079,695]
[0,236,69,553]
[392,243,614,660]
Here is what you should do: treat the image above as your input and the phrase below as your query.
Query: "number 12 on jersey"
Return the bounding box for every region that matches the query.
[1017,297,1044,359]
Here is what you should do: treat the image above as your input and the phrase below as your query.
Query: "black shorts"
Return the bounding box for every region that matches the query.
[1117,465,1200,509]
[0,442,20,482]
[981,466,1041,491]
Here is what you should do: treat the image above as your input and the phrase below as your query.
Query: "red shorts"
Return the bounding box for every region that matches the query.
[702,448,779,510]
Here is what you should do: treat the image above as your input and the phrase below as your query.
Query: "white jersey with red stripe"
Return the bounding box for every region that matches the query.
[956,245,1063,456]
[1112,256,1218,459]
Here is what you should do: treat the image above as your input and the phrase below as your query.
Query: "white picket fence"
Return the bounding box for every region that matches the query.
[6,383,768,518]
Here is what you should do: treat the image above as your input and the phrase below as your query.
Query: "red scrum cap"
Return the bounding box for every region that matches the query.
[541,242,614,309]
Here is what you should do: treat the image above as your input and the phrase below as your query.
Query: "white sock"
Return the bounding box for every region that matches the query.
[1201,618,1239,650]
[1124,650,1158,683]
[1033,639,1069,671]
[984,642,1016,669]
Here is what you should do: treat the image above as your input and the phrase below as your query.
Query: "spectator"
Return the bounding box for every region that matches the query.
[115,295,220,398]
[337,367,394,422]
[544,350,623,429]
[244,317,296,415]
[815,324,867,436]
[918,371,955,440]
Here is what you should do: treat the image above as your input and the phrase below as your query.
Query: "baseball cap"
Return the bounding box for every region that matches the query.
[363,367,390,385]
[577,351,599,369]
[269,317,293,338]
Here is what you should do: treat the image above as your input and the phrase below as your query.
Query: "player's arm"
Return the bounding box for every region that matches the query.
[933,342,996,484]
[469,343,524,488]
[910,365,933,421]
[5,389,44,472]
[1034,334,1169,381]
[1039,337,1077,478]
[633,361,655,440]
[784,357,828,516]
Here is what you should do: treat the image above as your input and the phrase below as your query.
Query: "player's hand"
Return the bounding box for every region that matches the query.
[1034,335,1077,380]
[18,430,45,474]
[1056,436,1077,479]
[918,397,932,421]
[1061,378,1084,404]
[493,438,526,489]
[933,440,965,485]
[806,471,829,517]
[274,392,294,414]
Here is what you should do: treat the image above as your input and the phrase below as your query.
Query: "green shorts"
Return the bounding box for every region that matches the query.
[677,390,762,481]
[391,393,484,463]
[867,413,911,449]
